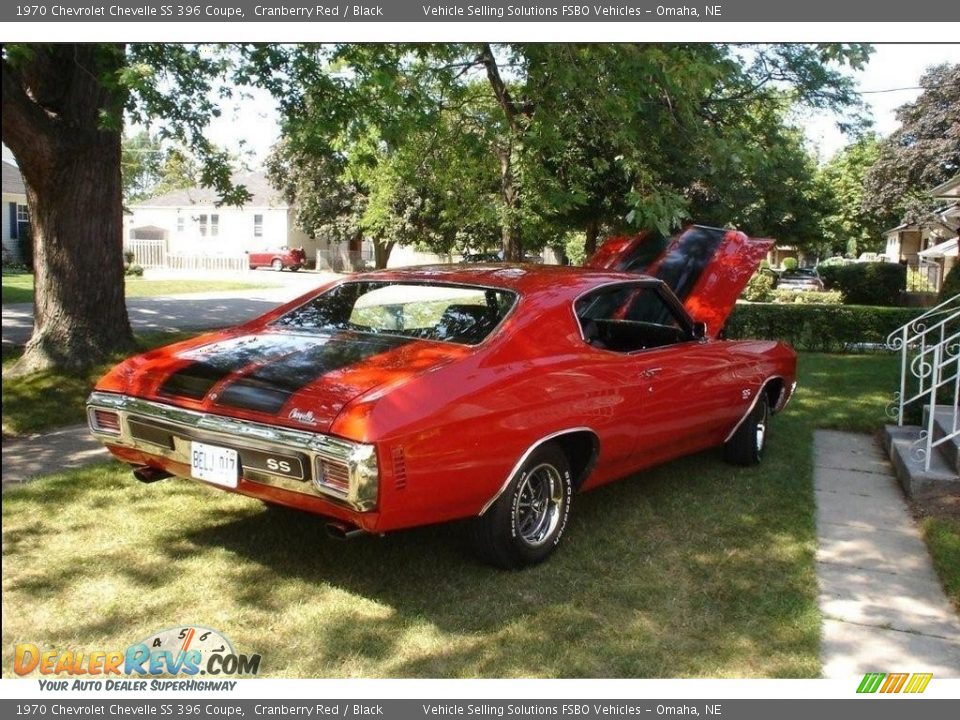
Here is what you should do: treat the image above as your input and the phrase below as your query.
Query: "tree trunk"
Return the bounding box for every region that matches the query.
[2,45,133,374]
[497,143,523,262]
[373,239,395,270]
[584,217,601,260]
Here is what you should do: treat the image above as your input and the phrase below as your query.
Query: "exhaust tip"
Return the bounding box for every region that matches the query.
[325,521,365,541]
[132,465,173,484]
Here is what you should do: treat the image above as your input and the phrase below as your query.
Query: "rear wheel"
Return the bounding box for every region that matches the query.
[271,258,283,271]
[468,443,572,569]
[724,394,769,466]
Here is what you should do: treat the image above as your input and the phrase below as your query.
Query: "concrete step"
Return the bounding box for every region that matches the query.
[882,424,960,501]
[923,404,960,474]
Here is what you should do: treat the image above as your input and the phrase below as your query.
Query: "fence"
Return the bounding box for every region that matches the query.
[165,253,248,273]
[124,239,166,269]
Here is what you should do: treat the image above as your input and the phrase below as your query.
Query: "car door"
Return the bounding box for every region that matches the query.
[576,281,742,470]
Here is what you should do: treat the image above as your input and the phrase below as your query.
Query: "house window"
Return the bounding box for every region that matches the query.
[210,213,219,237]
[16,204,29,223]
[197,214,208,237]
[254,214,263,238]
[176,216,185,233]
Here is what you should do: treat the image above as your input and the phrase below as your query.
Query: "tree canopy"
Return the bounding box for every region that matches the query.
[862,63,960,225]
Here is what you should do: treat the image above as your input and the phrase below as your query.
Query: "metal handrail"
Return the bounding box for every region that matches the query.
[886,292,959,471]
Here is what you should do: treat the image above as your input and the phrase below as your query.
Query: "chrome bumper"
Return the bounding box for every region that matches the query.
[86,391,378,511]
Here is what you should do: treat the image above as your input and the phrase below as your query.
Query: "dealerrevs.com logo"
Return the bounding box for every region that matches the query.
[14,626,261,690]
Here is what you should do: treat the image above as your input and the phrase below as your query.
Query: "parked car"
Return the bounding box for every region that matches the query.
[248,246,306,271]
[88,225,796,568]
[461,251,502,263]
[776,268,825,292]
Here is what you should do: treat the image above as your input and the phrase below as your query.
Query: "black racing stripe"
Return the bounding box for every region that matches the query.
[158,334,317,400]
[653,226,727,303]
[620,232,669,274]
[215,333,413,414]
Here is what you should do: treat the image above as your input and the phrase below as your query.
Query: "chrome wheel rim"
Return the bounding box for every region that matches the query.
[514,463,564,547]
[756,406,767,456]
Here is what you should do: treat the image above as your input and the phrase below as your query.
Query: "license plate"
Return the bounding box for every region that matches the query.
[190,442,238,488]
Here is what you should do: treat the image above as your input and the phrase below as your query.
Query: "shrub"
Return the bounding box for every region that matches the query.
[125,264,144,277]
[940,263,960,302]
[781,257,798,271]
[741,272,775,302]
[770,289,843,305]
[725,302,921,352]
[817,262,906,306]
[123,250,136,264]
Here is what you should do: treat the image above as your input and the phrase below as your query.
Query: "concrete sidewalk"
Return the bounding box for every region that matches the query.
[815,430,960,678]
[2,424,109,490]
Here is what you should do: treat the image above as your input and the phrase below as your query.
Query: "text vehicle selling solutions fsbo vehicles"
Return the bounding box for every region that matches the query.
[88,226,797,568]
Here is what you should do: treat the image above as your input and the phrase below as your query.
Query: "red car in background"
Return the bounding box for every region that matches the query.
[88,225,796,568]
[248,246,306,271]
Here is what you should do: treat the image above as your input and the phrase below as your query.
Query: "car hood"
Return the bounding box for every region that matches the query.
[119,330,469,432]
[586,225,772,337]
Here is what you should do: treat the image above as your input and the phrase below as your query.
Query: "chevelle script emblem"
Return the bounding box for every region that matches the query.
[288,408,318,426]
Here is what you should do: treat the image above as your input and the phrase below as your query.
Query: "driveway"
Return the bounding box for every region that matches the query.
[2,272,337,346]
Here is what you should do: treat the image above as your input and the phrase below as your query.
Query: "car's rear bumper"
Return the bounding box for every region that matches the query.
[86,391,380,528]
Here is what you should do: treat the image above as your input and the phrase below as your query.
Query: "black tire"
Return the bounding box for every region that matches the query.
[724,394,769,466]
[271,258,283,271]
[468,443,573,569]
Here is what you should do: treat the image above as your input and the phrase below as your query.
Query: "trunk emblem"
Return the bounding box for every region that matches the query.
[289,408,319,426]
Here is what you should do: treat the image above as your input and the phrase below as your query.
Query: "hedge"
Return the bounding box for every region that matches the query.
[725,302,922,352]
[817,262,906,306]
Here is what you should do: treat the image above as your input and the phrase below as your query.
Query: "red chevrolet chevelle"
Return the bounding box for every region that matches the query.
[88,226,796,567]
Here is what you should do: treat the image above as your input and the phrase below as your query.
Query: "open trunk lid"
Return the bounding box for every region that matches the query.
[586,225,772,337]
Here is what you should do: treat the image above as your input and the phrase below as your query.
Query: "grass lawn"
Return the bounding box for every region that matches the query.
[1,272,277,304]
[1,353,903,678]
[920,515,960,610]
[2,333,197,436]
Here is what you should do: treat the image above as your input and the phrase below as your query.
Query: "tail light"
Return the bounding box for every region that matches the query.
[89,409,121,435]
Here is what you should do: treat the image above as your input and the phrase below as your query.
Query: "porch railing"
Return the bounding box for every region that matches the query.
[887,293,960,470]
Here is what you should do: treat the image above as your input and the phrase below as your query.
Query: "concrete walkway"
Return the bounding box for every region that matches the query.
[815,430,960,677]
[2,424,109,490]
[2,271,338,347]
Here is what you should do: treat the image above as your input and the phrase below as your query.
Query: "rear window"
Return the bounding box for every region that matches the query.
[273,281,517,345]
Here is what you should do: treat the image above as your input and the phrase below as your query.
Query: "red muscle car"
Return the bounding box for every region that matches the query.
[88,225,796,568]
[248,246,306,271]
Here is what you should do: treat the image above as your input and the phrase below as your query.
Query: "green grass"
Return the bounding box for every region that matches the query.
[1,273,277,304]
[1,333,197,436]
[0,353,902,678]
[920,516,960,610]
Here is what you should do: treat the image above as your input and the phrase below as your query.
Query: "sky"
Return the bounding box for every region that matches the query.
[3,43,959,169]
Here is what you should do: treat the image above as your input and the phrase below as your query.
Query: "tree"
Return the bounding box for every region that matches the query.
[121,130,163,203]
[2,44,253,374]
[815,134,888,256]
[863,63,960,224]
[279,44,869,260]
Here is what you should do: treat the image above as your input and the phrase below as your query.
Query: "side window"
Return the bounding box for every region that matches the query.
[575,284,688,353]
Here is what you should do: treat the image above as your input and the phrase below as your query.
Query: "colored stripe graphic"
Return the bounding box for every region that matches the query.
[857,672,932,694]
[903,673,933,694]
[857,673,885,693]
[880,673,908,693]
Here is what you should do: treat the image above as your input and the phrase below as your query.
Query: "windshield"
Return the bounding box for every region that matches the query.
[272,281,517,346]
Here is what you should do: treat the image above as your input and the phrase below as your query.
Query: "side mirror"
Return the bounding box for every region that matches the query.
[692,321,707,340]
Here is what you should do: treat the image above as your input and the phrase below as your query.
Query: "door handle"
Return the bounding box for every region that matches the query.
[641,367,662,379]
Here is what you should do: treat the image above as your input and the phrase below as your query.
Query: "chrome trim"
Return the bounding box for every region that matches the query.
[478,426,596,516]
[723,376,782,443]
[86,391,378,511]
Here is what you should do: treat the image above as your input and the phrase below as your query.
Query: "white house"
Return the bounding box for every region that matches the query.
[2,159,29,264]
[126,172,316,267]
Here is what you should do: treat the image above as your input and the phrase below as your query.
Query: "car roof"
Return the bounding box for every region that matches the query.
[355,263,655,296]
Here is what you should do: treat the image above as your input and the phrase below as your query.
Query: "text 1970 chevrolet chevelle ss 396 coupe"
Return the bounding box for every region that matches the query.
[88,225,796,568]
